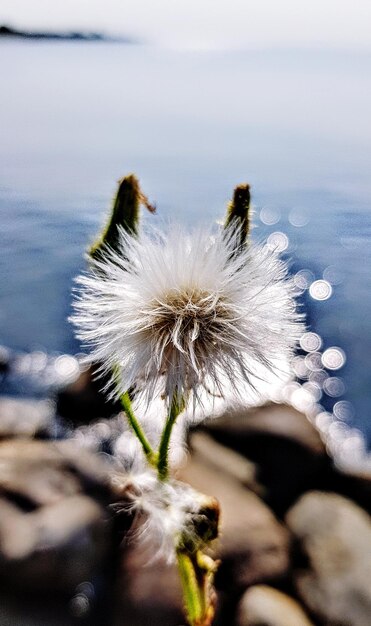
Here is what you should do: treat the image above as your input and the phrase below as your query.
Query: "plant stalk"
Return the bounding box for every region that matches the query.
[120,391,157,466]
[157,395,185,480]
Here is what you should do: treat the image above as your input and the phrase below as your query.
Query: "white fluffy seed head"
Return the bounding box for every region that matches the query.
[71,224,304,407]
[111,471,218,562]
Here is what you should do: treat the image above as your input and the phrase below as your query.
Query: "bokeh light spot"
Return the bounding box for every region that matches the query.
[260,206,281,225]
[309,279,332,301]
[293,269,315,292]
[333,400,355,421]
[300,332,322,353]
[323,377,346,397]
[322,347,346,370]
[323,264,343,285]
[305,352,323,371]
[266,231,289,252]
[288,209,309,227]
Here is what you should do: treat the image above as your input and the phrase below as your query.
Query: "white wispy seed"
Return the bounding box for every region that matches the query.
[71,224,303,407]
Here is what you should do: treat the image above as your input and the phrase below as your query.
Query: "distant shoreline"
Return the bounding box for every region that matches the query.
[0,25,137,44]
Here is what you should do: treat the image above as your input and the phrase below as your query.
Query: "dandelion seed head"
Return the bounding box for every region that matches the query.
[111,471,218,562]
[71,224,303,407]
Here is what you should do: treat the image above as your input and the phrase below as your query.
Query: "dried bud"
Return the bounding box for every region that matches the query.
[224,183,251,250]
[178,493,220,554]
[89,173,155,261]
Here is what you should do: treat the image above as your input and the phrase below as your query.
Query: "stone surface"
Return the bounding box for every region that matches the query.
[0,439,115,592]
[236,585,315,626]
[203,403,331,513]
[178,448,290,591]
[56,365,121,425]
[329,465,371,516]
[189,431,260,493]
[116,532,184,626]
[0,345,10,374]
[0,396,55,438]
[286,491,371,626]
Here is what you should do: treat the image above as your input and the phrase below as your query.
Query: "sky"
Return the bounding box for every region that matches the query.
[1,0,371,50]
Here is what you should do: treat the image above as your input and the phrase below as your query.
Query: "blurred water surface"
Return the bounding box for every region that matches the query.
[0,42,370,442]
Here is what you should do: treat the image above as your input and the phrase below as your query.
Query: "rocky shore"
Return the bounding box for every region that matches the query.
[0,24,136,43]
[0,355,371,626]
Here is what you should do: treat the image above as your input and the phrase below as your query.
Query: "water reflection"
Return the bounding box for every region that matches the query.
[288,209,309,228]
[266,231,289,252]
[309,279,332,301]
[259,206,281,226]
[300,332,322,352]
[0,218,369,472]
[322,347,346,370]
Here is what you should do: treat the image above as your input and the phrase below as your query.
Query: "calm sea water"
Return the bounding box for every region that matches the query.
[1,42,371,442]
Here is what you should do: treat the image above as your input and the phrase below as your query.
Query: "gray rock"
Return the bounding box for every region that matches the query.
[286,491,371,626]
[236,585,315,626]
[0,396,55,438]
[178,449,290,590]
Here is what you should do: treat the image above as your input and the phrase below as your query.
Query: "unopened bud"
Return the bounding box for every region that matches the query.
[89,173,155,261]
[178,493,220,553]
[225,183,251,250]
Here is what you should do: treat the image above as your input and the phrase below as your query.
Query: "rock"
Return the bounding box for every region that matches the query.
[329,466,371,516]
[116,530,184,626]
[0,439,112,506]
[178,448,290,591]
[0,345,10,374]
[286,491,371,626]
[203,403,331,514]
[56,365,121,425]
[236,585,315,626]
[0,396,55,439]
[189,431,260,493]
[0,439,115,593]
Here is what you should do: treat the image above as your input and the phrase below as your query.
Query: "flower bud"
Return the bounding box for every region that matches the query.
[224,183,251,251]
[89,174,155,261]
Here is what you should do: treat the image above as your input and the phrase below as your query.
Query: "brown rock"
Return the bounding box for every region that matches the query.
[286,491,371,626]
[0,345,10,374]
[0,439,114,592]
[236,585,315,626]
[0,396,54,438]
[329,465,371,516]
[189,431,260,493]
[56,365,120,424]
[178,448,290,591]
[203,403,331,514]
[116,533,184,626]
[0,439,110,506]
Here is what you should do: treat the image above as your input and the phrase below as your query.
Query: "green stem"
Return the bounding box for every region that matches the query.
[157,395,184,480]
[176,551,203,626]
[120,391,157,466]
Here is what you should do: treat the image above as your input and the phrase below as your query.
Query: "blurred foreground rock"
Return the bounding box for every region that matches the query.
[56,366,120,425]
[0,396,55,439]
[2,361,371,625]
[179,444,290,591]
[236,585,315,626]
[0,439,125,625]
[203,402,330,514]
[115,530,184,626]
[287,491,371,626]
